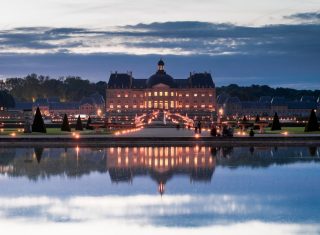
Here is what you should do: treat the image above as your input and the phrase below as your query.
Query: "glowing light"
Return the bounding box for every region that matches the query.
[10,132,16,137]
[283,131,288,136]
[195,134,200,138]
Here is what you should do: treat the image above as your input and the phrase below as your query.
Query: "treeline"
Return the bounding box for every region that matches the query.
[217,84,320,101]
[1,75,320,108]
[0,91,15,108]
[4,74,107,102]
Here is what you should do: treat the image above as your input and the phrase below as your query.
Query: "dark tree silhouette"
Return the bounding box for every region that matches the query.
[242,115,248,122]
[61,114,71,132]
[305,109,319,132]
[271,112,281,130]
[0,91,15,108]
[34,147,44,164]
[75,115,83,131]
[255,114,260,123]
[32,107,46,133]
[86,116,93,130]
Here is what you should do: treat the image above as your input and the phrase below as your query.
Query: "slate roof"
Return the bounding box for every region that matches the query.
[175,79,190,88]
[287,101,317,110]
[242,101,271,109]
[188,73,215,88]
[107,68,215,89]
[49,102,80,110]
[271,97,287,106]
[225,96,241,104]
[300,96,316,103]
[108,73,132,89]
[11,102,33,111]
[47,97,60,103]
[34,98,49,106]
[80,93,105,106]
[132,79,147,89]
[90,93,105,105]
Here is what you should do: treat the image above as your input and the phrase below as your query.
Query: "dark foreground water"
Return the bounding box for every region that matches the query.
[0,146,320,234]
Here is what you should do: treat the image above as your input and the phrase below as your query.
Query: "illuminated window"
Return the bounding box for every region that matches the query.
[164,91,168,96]
[194,105,198,108]
[171,92,174,96]
[140,94,144,98]
[186,94,189,97]
[154,91,158,96]
[154,101,158,108]
[159,92,163,96]
[170,101,174,108]
[140,104,144,108]
[109,105,114,109]
[209,105,213,108]
[201,94,205,97]
[194,93,198,97]
[125,105,129,108]
[165,101,168,109]
[159,101,163,109]
[179,93,182,97]
[148,101,152,108]
[201,104,205,108]
[117,105,121,108]
[133,105,137,108]
[148,92,152,97]
[117,94,121,98]
[133,94,137,98]
[125,94,128,98]
[185,104,190,108]
[209,94,213,97]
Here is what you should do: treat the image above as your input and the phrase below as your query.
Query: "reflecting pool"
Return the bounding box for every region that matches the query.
[0,146,320,234]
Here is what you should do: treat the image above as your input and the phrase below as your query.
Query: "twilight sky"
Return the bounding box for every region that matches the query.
[0,0,319,88]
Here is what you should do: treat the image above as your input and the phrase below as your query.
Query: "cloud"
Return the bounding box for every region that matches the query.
[0,20,319,88]
[0,21,319,57]
[0,194,320,235]
[285,11,320,22]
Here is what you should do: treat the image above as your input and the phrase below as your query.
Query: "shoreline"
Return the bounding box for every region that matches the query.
[1,135,320,147]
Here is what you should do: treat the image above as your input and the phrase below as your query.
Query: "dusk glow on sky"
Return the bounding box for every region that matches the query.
[0,0,319,88]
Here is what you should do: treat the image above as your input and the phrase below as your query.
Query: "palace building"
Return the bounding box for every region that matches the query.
[106,59,216,124]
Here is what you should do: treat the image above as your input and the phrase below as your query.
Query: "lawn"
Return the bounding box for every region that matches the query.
[232,126,320,135]
[0,128,112,136]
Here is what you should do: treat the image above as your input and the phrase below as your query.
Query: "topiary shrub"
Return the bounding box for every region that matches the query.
[271,112,281,131]
[75,115,83,131]
[32,107,46,133]
[305,109,319,132]
[61,114,71,132]
[86,116,93,130]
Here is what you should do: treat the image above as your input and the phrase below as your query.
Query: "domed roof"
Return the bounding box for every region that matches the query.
[147,71,176,88]
[147,60,176,88]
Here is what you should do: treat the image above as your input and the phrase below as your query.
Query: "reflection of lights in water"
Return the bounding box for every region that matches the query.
[158,182,165,195]
[195,134,200,138]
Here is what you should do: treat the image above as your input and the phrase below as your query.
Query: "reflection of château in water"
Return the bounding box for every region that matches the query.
[107,146,216,194]
[0,146,319,194]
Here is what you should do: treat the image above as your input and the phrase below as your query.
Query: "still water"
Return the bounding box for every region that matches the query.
[0,145,320,234]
